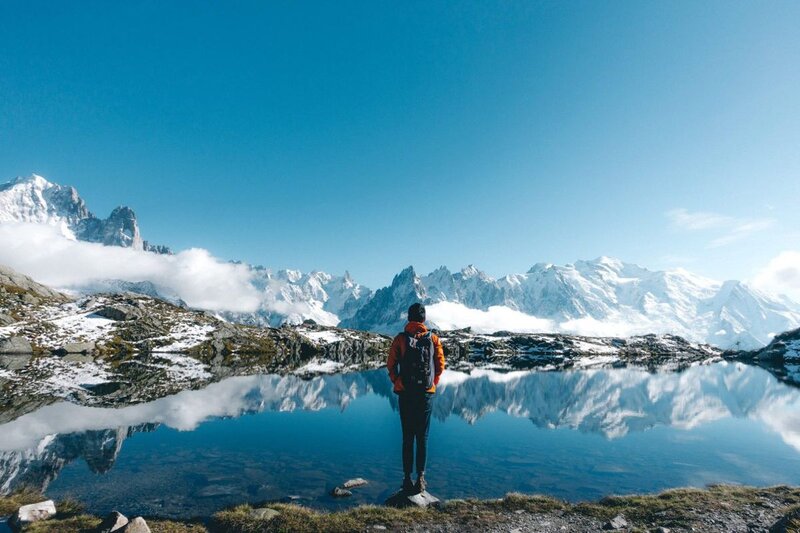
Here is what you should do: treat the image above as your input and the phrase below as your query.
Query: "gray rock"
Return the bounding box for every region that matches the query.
[59,341,96,354]
[331,486,353,497]
[603,514,628,530]
[249,508,280,521]
[21,293,40,305]
[121,517,150,533]
[342,477,369,489]
[0,354,31,370]
[10,500,56,527]
[407,491,440,508]
[385,490,440,508]
[95,305,142,321]
[0,264,66,300]
[0,337,32,354]
[0,312,15,325]
[95,511,129,532]
[655,527,671,533]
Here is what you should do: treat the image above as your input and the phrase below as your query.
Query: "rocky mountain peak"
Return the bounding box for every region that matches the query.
[0,174,170,254]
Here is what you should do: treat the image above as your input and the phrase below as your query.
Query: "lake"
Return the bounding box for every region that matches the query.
[2,361,800,519]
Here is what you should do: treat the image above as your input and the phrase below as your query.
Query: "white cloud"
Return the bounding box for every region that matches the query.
[427,301,555,333]
[666,208,732,230]
[752,251,800,303]
[0,223,261,312]
[666,208,774,247]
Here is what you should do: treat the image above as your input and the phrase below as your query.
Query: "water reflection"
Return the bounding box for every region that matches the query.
[2,362,800,506]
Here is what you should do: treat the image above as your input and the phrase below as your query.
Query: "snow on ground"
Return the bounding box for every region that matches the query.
[48,307,117,342]
[293,358,344,374]
[298,329,346,344]
[150,353,212,381]
[572,355,621,368]
[151,323,216,352]
[30,357,113,398]
[571,340,619,354]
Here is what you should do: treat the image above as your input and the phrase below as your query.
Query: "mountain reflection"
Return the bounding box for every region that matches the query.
[2,362,800,494]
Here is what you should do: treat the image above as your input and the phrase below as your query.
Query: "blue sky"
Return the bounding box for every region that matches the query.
[1,1,799,288]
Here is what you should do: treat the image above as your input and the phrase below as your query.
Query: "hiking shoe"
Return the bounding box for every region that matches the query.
[402,475,414,493]
[415,473,426,494]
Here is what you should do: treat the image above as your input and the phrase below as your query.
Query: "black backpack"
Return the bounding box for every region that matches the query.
[398,331,436,392]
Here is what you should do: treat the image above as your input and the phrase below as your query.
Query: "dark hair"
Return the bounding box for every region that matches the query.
[408,303,426,322]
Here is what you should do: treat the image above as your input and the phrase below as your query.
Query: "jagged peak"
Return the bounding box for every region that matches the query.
[460,264,480,277]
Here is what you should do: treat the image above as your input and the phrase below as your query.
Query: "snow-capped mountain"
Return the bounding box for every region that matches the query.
[220,266,372,327]
[3,175,799,348]
[0,174,169,253]
[343,258,800,349]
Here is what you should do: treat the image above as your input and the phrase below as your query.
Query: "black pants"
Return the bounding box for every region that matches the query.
[398,391,433,475]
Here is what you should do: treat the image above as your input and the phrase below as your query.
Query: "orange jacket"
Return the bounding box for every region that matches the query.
[387,321,446,394]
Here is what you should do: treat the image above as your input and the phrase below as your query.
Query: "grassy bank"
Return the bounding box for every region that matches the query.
[3,484,800,532]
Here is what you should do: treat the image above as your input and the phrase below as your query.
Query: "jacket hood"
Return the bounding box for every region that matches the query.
[404,321,428,336]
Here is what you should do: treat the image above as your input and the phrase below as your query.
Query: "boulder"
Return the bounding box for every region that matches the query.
[95,305,141,321]
[342,477,369,489]
[59,341,96,354]
[121,517,151,533]
[249,508,280,521]
[603,514,628,530]
[95,511,129,532]
[10,500,56,528]
[0,337,32,354]
[330,487,352,497]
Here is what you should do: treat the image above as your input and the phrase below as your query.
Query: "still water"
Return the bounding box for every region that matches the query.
[2,362,800,518]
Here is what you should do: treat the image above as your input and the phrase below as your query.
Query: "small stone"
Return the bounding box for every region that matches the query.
[514,509,525,514]
[510,529,522,533]
[603,514,628,530]
[372,526,387,531]
[96,511,129,532]
[331,487,352,497]
[249,508,280,520]
[406,491,440,508]
[11,500,56,527]
[342,477,369,489]
[655,527,671,533]
[121,517,151,533]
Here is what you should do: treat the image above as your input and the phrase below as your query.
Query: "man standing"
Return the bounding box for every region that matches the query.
[387,303,446,494]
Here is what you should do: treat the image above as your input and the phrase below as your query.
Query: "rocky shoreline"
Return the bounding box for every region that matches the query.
[3,484,800,532]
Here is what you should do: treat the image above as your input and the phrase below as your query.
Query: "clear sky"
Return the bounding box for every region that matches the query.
[1,1,799,288]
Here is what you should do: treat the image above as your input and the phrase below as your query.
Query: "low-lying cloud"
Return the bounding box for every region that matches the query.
[0,223,261,312]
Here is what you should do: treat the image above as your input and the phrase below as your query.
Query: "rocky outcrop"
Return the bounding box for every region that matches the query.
[437,329,721,370]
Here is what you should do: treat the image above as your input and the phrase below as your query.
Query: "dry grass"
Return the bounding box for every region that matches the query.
[5,485,800,532]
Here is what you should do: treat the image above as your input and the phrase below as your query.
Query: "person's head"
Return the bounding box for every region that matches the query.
[408,303,426,323]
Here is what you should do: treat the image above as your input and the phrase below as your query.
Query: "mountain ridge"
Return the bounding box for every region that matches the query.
[2,174,799,348]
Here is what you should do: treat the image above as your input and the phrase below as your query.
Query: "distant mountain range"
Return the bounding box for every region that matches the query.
[2,174,799,349]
